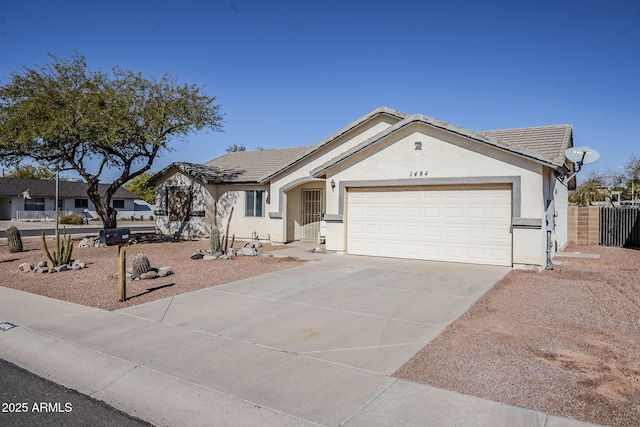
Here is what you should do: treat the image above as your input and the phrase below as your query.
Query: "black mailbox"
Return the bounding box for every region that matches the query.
[99,228,131,246]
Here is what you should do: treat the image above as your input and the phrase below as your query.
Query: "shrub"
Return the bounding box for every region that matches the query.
[59,213,85,225]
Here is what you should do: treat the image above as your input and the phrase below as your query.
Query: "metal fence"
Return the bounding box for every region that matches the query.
[600,206,640,248]
[15,211,73,221]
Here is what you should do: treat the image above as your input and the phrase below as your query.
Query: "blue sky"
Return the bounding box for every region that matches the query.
[1,0,639,183]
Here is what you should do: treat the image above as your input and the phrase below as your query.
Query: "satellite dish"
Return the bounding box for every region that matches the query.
[565,146,600,165]
[560,146,600,185]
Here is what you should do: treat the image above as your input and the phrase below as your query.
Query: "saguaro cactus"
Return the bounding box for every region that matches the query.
[132,252,151,278]
[6,226,23,253]
[41,231,73,267]
[210,226,220,253]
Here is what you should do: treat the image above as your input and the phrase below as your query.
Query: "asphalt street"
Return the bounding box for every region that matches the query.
[0,358,152,427]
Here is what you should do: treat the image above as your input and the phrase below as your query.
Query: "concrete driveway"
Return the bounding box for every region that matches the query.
[1,249,594,426]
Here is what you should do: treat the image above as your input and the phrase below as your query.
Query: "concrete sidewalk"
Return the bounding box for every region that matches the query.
[0,245,600,426]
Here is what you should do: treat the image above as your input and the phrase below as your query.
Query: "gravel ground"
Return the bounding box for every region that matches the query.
[394,245,640,427]
[0,235,305,311]
[4,235,639,426]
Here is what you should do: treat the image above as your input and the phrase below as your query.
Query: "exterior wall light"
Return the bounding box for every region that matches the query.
[414,141,422,150]
[330,179,336,191]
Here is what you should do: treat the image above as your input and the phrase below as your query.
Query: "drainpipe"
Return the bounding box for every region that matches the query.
[545,199,555,270]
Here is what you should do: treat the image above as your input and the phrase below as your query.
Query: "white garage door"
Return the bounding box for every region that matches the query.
[347,185,512,266]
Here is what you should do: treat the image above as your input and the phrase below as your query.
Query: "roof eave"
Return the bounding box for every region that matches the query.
[259,106,407,183]
[311,116,564,178]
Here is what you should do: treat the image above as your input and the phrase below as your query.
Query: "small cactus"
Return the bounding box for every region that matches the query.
[41,231,73,267]
[6,226,23,253]
[132,253,151,278]
[210,226,220,253]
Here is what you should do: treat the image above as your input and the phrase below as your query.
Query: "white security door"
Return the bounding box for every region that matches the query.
[346,185,512,266]
[302,189,323,240]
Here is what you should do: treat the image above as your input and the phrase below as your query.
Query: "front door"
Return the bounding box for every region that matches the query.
[302,189,323,240]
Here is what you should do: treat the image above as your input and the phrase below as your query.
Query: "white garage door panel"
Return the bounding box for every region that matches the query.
[347,186,512,266]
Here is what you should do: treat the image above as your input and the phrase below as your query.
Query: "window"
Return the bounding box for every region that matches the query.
[113,199,125,209]
[75,199,89,209]
[245,190,264,217]
[168,188,190,221]
[25,198,45,211]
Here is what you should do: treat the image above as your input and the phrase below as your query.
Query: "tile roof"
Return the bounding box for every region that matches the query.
[148,146,311,185]
[478,125,573,166]
[259,107,406,183]
[149,108,573,186]
[310,114,572,178]
[203,147,311,182]
[0,177,138,199]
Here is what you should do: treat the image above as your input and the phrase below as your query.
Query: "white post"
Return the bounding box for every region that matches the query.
[55,171,59,236]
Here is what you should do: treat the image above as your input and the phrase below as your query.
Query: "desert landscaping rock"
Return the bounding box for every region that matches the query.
[1,238,303,311]
[157,267,172,277]
[78,236,103,248]
[140,271,158,280]
[241,245,257,256]
[54,265,68,273]
[203,254,217,260]
[18,262,33,273]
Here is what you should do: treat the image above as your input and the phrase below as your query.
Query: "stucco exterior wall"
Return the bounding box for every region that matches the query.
[552,173,569,251]
[153,171,272,241]
[285,181,325,241]
[154,172,208,237]
[268,115,398,225]
[317,124,550,267]
[214,184,271,241]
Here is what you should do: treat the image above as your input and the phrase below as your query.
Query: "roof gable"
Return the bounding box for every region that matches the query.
[258,106,406,183]
[310,114,572,177]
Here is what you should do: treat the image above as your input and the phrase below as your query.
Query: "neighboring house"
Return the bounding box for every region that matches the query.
[0,177,139,221]
[148,107,575,270]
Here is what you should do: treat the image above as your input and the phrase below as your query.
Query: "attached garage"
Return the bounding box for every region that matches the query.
[346,185,513,266]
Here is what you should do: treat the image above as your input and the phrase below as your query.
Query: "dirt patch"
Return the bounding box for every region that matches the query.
[394,245,640,426]
[0,234,305,311]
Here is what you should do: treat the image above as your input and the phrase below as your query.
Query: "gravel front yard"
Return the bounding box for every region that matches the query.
[395,245,640,427]
[0,234,305,311]
[3,233,639,426]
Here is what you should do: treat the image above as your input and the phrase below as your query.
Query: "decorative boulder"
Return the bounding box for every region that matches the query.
[18,262,33,273]
[140,271,158,280]
[241,243,257,256]
[157,267,173,277]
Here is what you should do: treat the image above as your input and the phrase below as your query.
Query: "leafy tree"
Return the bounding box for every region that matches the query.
[226,143,246,153]
[125,171,156,204]
[569,171,609,206]
[0,53,223,228]
[3,162,64,180]
[624,153,640,202]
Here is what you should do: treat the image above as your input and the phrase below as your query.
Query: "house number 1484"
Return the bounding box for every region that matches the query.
[410,171,429,177]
